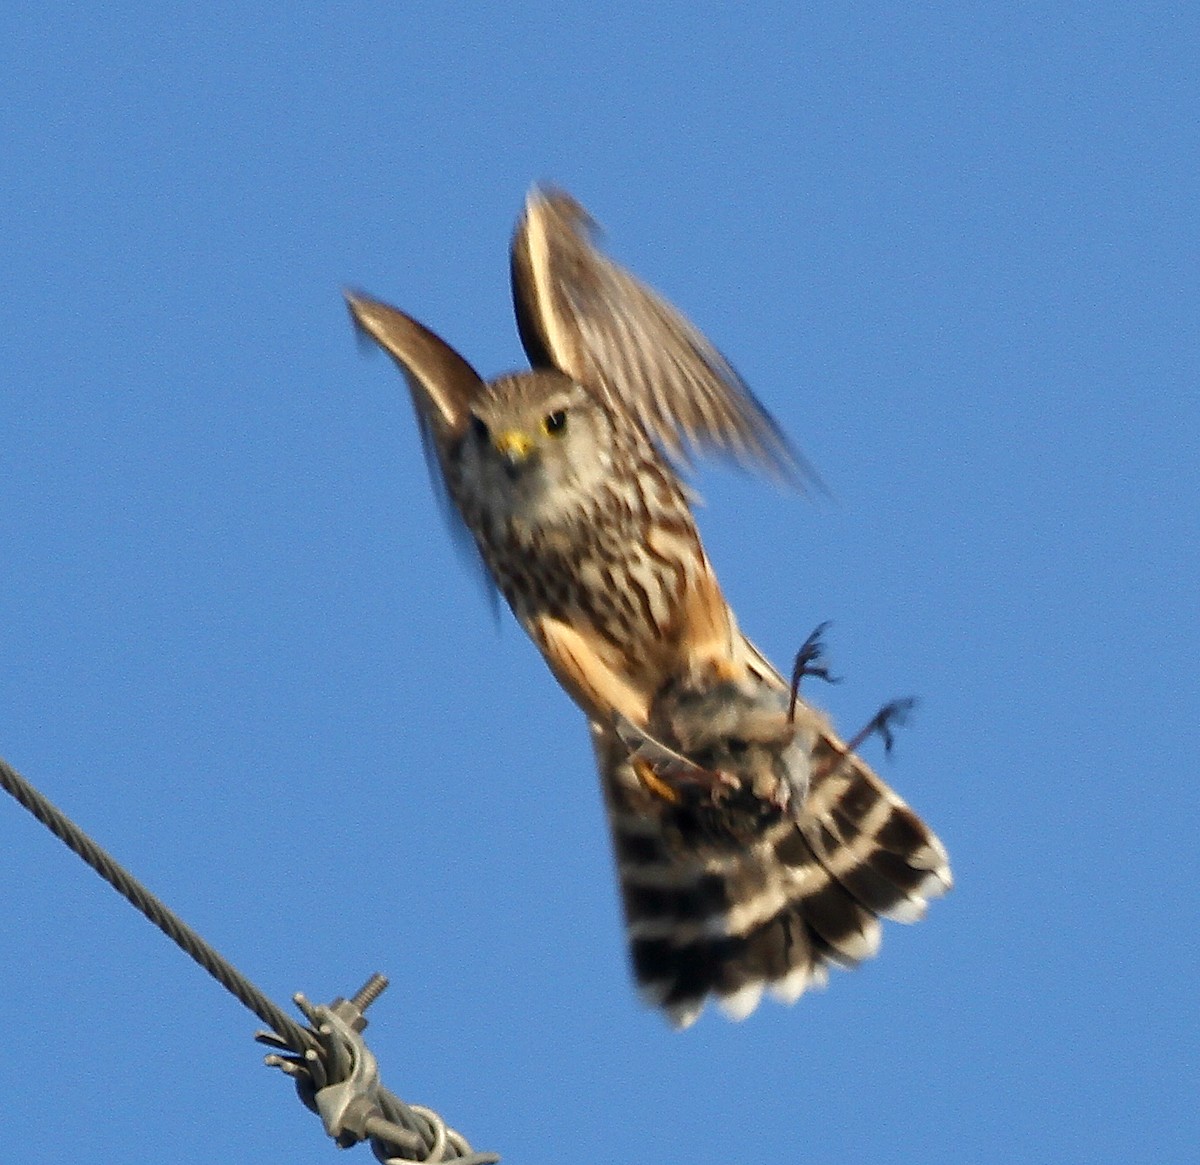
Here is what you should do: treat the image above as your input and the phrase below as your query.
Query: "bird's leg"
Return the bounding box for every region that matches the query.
[633,755,738,807]
[843,697,918,756]
[787,621,840,724]
[632,757,684,804]
[614,714,732,805]
[811,697,918,786]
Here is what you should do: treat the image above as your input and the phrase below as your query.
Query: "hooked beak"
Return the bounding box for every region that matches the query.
[493,429,535,466]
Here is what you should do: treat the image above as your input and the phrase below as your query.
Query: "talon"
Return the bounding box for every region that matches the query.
[788,621,840,723]
[845,696,918,756]
[633,757,683,804]
[876,697,917,753]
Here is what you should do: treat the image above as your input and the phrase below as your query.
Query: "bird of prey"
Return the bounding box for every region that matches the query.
[346,187,951,1027]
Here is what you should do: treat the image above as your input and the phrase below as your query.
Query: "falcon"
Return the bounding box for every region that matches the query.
[346,187,951,1026]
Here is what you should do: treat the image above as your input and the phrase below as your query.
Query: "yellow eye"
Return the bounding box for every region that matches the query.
[542,410,568,437]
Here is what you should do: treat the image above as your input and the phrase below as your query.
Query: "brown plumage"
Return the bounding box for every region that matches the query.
[346,186,951,1026]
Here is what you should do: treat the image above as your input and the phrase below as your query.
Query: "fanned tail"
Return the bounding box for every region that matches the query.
[593,635,952,1028]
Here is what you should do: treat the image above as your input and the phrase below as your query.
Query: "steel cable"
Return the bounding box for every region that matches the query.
[1,754,497,1163]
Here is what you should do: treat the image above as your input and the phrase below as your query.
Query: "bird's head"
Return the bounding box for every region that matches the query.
[456,370,617,524]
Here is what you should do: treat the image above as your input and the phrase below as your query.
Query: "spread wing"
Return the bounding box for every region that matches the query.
[510,186,820,489]
[344,290,481,460]
[345,290,500,615]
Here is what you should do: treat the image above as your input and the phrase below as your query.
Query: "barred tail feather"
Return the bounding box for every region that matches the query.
[593,709,951,1028]
[808,733,953,908]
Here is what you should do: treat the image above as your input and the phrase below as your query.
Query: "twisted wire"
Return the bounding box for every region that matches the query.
[0,755,314,1052]
[1,754,498,1162]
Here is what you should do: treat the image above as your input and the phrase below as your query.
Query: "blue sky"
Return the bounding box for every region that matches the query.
[2,4,1197,1162]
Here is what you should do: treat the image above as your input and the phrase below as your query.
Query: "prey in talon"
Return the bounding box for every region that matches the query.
[614,632,835,848]
[625,623,844,819]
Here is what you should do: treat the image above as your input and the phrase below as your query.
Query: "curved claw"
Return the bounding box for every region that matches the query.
[787,621,841,723]
[846,696,918,756]
[614,714,731,801]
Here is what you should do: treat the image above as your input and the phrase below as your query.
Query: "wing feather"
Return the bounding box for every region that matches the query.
[344,290,481,452]
[345,289,500,615]
[511,187,820,489]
